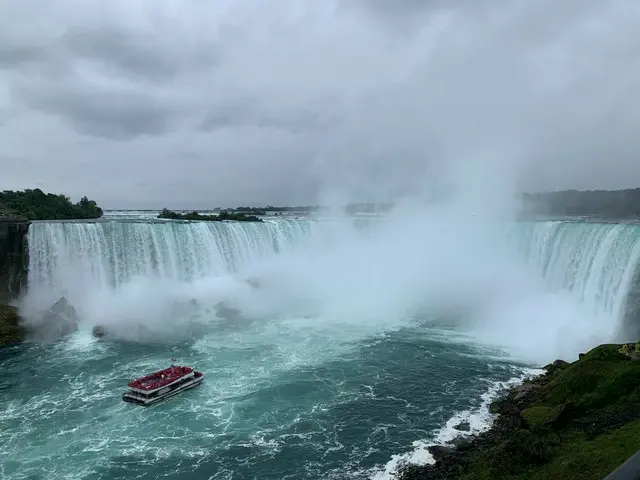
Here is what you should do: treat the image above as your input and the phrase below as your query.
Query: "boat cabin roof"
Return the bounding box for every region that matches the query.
[128,365,194,391]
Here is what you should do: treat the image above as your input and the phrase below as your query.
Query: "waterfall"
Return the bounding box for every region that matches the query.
[509,220,640,335]
[21,216,640,339]
[24,218,326,309]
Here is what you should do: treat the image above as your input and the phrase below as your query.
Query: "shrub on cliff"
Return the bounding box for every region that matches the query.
[0,189,103,220]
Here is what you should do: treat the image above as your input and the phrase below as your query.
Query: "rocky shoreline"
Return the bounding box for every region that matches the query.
[397,344,640,480]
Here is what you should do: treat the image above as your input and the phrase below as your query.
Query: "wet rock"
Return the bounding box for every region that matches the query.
[92,325,106,339]
[453,421,471,432]
[489,401,502,414]
[543,359,570,374]
[35,296,79,341]
[513,382,541,401]
[452,436,473,451]
[490,397,520,415]
[427,445,456,461]
[214,301,241,319]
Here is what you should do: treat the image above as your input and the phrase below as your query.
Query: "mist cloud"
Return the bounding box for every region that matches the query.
[1,0,639,208]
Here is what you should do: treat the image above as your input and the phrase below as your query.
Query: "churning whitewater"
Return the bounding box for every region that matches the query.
[2,212,640,479]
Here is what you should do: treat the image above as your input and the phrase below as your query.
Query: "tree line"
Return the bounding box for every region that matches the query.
[158,208,263,222]
[0,189,103,220]
[521,189,640,218]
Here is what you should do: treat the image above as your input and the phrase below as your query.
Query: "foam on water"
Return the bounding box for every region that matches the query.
[368,367,543,480]
[7,214,640,479]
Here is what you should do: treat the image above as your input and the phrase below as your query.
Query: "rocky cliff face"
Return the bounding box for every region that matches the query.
[0,220,29,303]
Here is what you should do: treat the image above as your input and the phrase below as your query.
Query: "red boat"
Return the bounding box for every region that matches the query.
[123,365,204,406]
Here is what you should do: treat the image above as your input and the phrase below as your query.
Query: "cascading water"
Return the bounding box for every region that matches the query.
[21,216,640,338]
[6,215,640,480]
[28,218,320,288]
[508,220,640,335]
[22,218,330,316]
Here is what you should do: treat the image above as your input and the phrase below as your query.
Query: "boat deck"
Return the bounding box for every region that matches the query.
[128,365,194,392]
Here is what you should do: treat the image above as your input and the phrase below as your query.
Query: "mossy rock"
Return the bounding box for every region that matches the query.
[581,344,626,362]
[617,342,640,360]
[0,304,27,345]
[521,404,566,430]
[543,359,571,372]
[543,350,640,409]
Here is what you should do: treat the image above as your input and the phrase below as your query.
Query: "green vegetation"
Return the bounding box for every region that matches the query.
[158,208,263,222]
[0,189,103,220]
[0,304,26,345]
[399,343,640,480]
[221,207,268,215]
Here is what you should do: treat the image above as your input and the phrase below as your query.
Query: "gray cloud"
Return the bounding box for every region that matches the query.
[1,0,640,209]
[342,0,453,30]
[0,45,43,68]
[60,24,220,83]
[16,79,173,140]
[198,100,332,134]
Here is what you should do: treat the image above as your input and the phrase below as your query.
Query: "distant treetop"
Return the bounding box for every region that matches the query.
[158,208,263,222]
[521,188,640,218]
[0,189,103,220]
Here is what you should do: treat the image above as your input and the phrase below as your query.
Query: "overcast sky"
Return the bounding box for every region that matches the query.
[1,0,640,209]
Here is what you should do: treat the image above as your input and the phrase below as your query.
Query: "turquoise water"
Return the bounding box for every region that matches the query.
[0,322,533,480]
[3,214,640,479]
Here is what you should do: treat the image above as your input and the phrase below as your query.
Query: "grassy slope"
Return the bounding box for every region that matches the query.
[400,344,640,480]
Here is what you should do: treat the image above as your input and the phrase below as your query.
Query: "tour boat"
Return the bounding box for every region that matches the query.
[122,365,204,406]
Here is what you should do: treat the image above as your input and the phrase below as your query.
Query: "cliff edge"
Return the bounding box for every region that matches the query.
[0,220,29,303]
[0,220,29,345]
